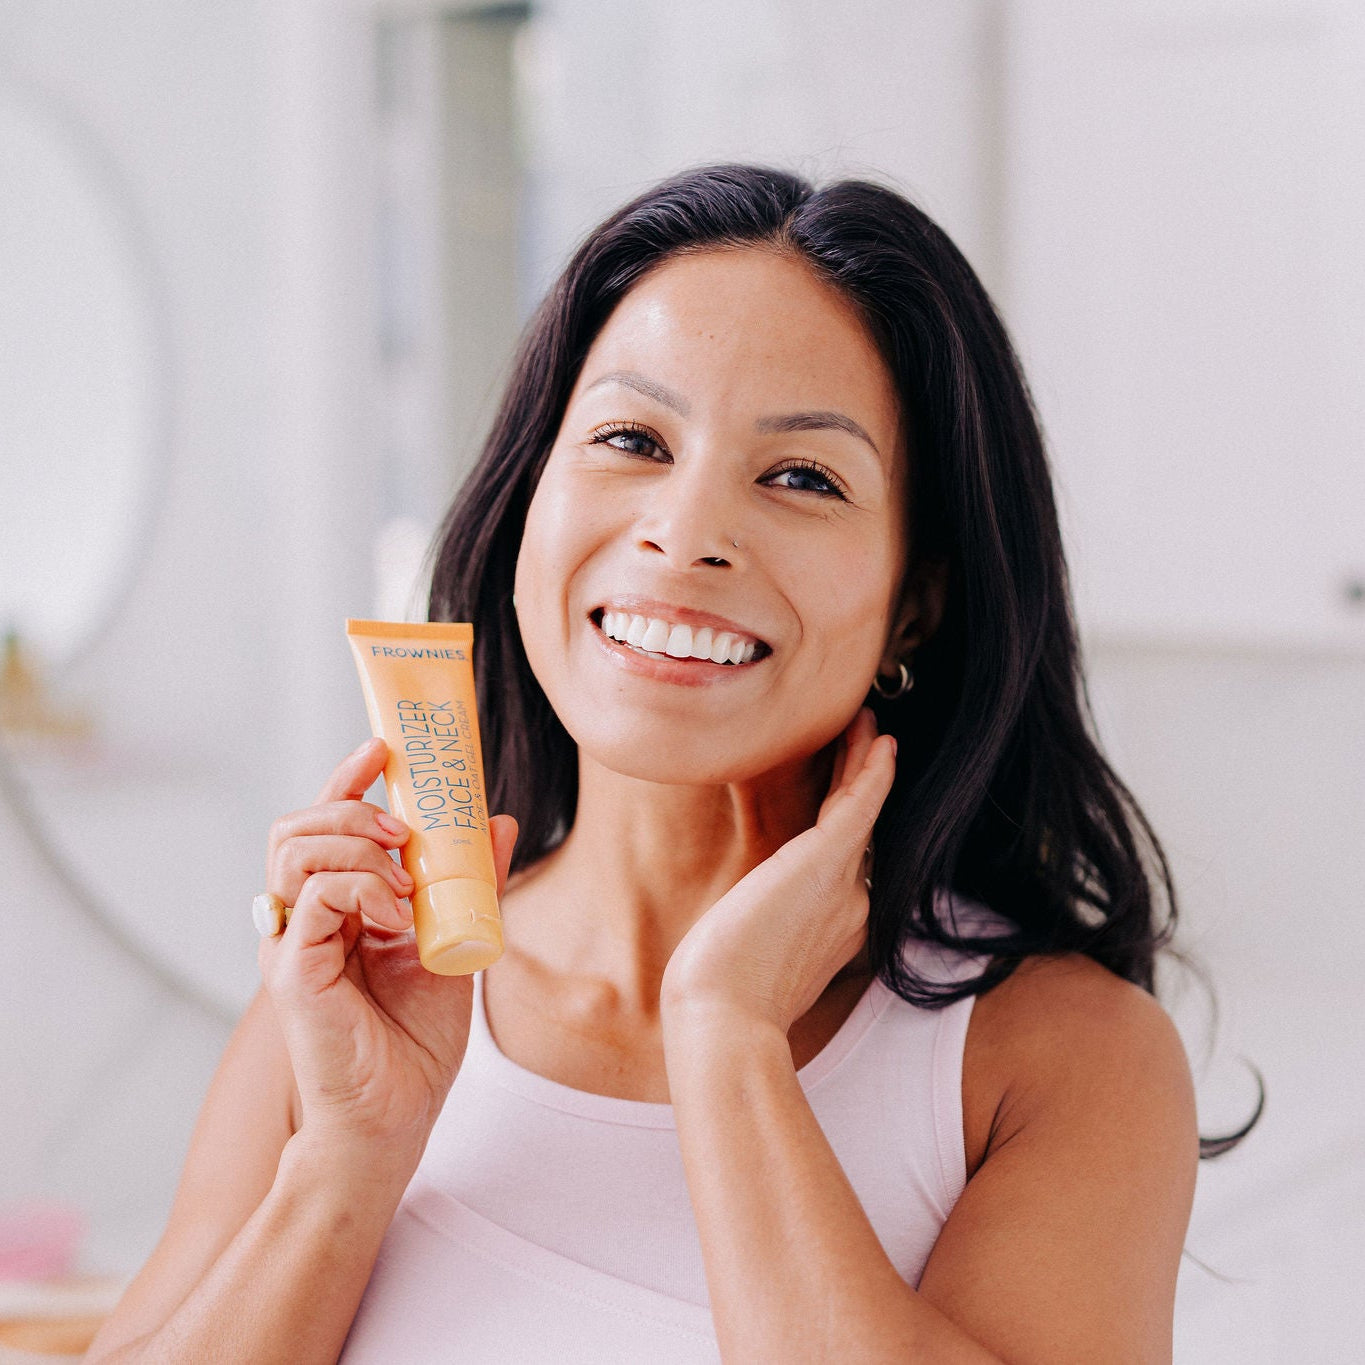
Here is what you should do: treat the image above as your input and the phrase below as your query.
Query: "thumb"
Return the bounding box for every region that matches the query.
[490,814,520,899]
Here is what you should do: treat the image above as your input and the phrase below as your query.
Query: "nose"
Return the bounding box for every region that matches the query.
[634,452,743,569]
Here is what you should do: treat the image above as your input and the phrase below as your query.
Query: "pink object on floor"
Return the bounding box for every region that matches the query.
[0,1202,85,1281]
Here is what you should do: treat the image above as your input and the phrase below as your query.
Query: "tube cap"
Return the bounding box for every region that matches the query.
[411,877,504,976]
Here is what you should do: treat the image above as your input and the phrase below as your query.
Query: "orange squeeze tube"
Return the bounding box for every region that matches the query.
[345,619,502,974]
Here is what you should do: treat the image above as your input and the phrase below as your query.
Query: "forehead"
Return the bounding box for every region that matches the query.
[576,248,903,469]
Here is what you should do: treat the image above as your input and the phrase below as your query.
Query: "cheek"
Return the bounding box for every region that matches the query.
[517,471,584,597]
[514,467,617,662]
[794,535,901,658]
[512,487,566,667]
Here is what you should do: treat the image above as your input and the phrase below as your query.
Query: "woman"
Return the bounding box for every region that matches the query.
[89,165,1203,1362]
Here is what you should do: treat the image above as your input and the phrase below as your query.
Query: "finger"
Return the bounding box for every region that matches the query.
[315,736,390,805]
[268,801,409,861]
[259,875,353,995]
[291,870,411,942]
[489,815,520,899]
[259,874,384,999]
[819,708,878,823]
[270,834,416,906]
[828,729,849,795]
[839,707,879,792]
[819,730,898,851]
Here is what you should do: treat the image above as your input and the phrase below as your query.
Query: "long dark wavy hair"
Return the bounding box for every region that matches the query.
[428,164,1253,1155]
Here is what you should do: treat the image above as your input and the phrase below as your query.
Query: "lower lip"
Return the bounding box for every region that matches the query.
[589,618,767,688]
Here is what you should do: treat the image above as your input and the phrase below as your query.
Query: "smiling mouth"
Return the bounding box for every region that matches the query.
[590,609,772,665]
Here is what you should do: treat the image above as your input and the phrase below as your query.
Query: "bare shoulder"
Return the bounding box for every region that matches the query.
[963,953,1194,1172]
[922,954,1199,1363]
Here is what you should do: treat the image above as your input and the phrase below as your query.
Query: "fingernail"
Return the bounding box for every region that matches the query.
[890,737,898,758]
[377,812,406,836]
[396,864,415,886]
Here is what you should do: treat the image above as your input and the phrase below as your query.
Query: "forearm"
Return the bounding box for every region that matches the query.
[91,1133,413,1365]
[663,1007,998,1363]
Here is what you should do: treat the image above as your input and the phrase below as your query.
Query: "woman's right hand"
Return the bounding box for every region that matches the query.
[259,736,518,1167]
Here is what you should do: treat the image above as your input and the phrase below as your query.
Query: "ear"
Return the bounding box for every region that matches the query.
[881,555,949,668]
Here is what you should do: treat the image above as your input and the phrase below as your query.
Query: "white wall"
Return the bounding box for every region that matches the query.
[1,0,380,1271]
[521,0,1001,300]
[1005,0,1365,651]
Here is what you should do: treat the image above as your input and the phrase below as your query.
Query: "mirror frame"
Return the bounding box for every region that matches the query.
[0,67,175,669]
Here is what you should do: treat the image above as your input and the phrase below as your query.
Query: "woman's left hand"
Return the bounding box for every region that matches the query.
[660,706,897,1037]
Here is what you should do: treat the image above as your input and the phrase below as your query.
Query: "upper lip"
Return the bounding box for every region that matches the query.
[592,596,771,649]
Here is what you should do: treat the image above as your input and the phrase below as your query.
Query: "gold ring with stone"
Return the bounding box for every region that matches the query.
[252,892,292,937]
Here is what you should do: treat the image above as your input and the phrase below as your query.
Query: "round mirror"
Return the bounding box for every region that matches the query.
[0,79,164,664]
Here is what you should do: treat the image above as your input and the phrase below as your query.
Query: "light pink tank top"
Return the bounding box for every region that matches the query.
[342,933,981,1362]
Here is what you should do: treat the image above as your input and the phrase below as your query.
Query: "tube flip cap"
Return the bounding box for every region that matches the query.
[412,876,504,976]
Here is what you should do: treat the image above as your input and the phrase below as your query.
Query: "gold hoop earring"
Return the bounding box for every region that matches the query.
[872,660,913,700]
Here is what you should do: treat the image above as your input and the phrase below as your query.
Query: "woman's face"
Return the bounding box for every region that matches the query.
[514,247,915,784]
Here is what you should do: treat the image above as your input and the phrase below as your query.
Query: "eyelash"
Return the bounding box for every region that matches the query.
[587,422,849,501]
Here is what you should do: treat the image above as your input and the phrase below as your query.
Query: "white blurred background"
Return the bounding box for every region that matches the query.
[0,0,1361,1359]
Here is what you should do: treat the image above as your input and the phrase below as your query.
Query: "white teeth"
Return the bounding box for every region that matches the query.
[598,610,762,664]
[640,618,671,652]
[665,624,693,658]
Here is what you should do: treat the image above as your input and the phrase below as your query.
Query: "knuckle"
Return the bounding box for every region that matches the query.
[364,850,396,884]
[292,871,329,913]
[345,804,379,837]
[273,835,302,879]
[306,868,344,898]
[315,869,372,913]
[349,836,383,872]
[361,870,397,905]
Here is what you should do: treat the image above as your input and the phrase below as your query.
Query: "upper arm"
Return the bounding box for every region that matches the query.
[917,955,1199,1365]
[88,986,300,1358]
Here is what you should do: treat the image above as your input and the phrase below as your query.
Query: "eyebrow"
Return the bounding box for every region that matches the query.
[584,371,882,458]
[754,410,880,457]
[585,371,691,416]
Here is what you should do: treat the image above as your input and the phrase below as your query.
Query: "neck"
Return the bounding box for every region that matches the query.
[511,743,837,1013]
